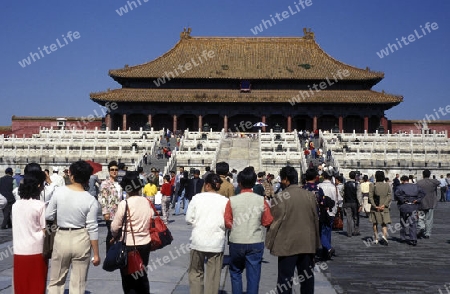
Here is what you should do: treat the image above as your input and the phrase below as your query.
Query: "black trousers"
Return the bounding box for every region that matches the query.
[121,243,151,294]
[277,254,315,294]
[105,220,113,253]
[1,202,13,228]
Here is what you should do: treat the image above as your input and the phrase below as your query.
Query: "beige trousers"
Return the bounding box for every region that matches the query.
[188,249,224,294]
[161,195,170,223]
[47,228,91,294]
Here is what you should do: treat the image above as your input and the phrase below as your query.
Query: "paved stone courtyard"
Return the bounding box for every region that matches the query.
[0,199,448,293]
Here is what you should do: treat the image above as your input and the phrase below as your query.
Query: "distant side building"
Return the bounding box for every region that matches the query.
[10,116,102,137]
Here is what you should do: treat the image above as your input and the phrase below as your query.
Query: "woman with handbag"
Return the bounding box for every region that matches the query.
[12,170,47,294]
[368,171,392,245]
[111,171,153,294]
[46,161,101,293]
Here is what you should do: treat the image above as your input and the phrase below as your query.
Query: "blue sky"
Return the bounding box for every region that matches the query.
[0,0,448,126]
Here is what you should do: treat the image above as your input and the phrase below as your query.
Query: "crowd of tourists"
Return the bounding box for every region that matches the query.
[1,154,450,293]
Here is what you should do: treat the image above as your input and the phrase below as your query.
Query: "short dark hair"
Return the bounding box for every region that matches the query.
[238,167,257,189]
[137,166,143,173]
[163,175,171,182]
[205,173,223,191]
[400,175,409,182]
[322,170,333,180]
[375,171,385,182]
[108,161,118,170]
[118,163,126,170]
[349,171,356,180]
[69,161,93,185]
[120,171,145,192]
[305,168,318,181]
[422,169,431,178]
[257,172,265,178]
[24,162,42,174]
[216,162,229,176]
[18,171,46,200]
[363,175,368,181]
[205,166,210,171]
[280,166,298,184]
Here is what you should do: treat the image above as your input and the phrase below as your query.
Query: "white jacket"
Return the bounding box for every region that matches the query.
[185,192,229,253]
[318,180,342,217]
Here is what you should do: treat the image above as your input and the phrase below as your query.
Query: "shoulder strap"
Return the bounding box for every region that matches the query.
[121,200,128,243]
[126,202,137,248]
[146,198,160,217]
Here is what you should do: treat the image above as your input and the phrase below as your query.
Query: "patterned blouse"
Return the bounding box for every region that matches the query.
[100,178,121,220]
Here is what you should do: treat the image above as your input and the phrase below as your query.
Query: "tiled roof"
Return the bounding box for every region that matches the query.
[90,88,403,104]
[109,32,384,81]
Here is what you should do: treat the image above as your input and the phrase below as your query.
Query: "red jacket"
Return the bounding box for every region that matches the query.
[160,182,172,196]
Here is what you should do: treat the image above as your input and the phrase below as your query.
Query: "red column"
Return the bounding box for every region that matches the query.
[313,116,318,131]
[198,115,202,131]
[122,114,127,131]
[105,114,111,130]
[224,115,228,132]
[148,114,152,126]
[381,117,388,132]
[262,116,266,132]
[173,115,177,132]
[287,115,292,132]
[338,116,343,133]
[364,116,369,132]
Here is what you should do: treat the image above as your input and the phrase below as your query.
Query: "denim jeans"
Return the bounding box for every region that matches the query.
[229,242,264,294]
[320,217,334,251]
[174,190,189,215]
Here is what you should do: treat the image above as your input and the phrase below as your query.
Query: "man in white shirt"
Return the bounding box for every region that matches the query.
[50,167,65,187]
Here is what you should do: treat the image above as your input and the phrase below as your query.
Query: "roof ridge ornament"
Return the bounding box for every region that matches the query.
[303,28,315,40]
[180,27,192,40]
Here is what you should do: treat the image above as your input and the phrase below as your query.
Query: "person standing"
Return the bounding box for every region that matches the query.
[174,170,189,215]
[12,168,23,188]
[88,174,101,200]
[438,175,447,202]
[416,169,440,239]
[100,160,122,252]
[392,174,401,194]
[342,171,363,237]
[266,166,320,294]
[360,175,373,217]
[224,167,273,294]
[185,169,204,205]
[143,180,157,204]
[186,173,229,294]
[143,152,148,165]
[50,167,65,187]
[160,174,172,224]
[394,175,425,246]
[111,171,153,294]
[0,167,15,229]
[63,168,71,186]
[216,162,235,197]
[368,171,392,245]
[318,169,341,259]
[12,170,47,294]
[46,161,100,294]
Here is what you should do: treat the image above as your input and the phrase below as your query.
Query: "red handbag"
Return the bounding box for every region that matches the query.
[147,199,173,251]
[125,205,145,275]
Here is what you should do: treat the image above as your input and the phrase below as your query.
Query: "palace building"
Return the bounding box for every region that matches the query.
[90,28,403,133]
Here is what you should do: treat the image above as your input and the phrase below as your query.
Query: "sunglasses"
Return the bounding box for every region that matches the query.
[110,168,119,172]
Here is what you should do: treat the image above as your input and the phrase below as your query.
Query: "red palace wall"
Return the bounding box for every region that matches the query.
[11,116,102,137]
[391,120,450,138]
